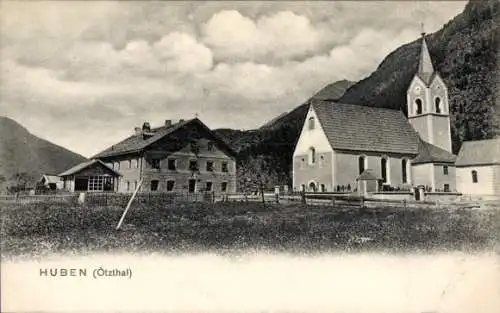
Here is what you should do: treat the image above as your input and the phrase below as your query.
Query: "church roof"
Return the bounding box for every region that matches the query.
[455,138,500,167]
[311,100,420,155]
[417,34,436,86]
[412,139,456,165]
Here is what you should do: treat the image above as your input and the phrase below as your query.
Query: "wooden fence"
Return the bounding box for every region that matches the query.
[0,190,483,210]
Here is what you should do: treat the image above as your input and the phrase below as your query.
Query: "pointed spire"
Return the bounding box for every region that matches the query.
[417,23,435,84]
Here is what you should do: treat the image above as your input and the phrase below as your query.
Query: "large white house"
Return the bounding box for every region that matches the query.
[293,31,459,195]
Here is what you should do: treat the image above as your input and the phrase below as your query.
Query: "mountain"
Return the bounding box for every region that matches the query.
[216,0,498,187]
[214,80,354,187]
[338,0,499,153]
[0,117,87,189]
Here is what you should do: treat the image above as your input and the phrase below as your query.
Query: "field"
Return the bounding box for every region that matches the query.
[1,201,499,259]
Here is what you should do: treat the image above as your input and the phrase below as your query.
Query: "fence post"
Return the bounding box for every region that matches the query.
[116,179,143,230]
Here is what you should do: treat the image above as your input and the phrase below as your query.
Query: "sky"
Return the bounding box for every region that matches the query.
[0,1,467,158]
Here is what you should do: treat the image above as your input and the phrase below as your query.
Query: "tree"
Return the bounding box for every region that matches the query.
[237,156,277,203]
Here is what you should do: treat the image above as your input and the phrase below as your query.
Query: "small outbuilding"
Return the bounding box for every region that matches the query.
[356,169,380,195]
[38,174,63,190]
[455,138,500,198]
[59,159,122,192]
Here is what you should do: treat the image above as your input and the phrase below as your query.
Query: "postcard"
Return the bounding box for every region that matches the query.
[1,1,499,312]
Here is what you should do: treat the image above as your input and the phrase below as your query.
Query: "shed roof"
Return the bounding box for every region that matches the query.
[59,159,121,177]
[455,138,500,167]
[40,175,61,183]
[92,118,236,159]
[356,169,379,181]
[412,139,456,165]
[311,100,420,155]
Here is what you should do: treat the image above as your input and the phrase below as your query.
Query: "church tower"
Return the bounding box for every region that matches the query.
[407,30,452,153]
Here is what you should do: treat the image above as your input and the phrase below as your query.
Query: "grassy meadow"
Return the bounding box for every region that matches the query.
[1,201,499,258]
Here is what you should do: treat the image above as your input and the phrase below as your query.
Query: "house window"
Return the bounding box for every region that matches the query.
[402,159,408,183]
[127,181,130,192]
[151,159,161,169]
[88,176,111,192]
[127,160,131,168]
[309,147,316,165]
[415,98,423,115]
[134,180,138,191]
[189,160,199,172]
[471,170,478,183]
[221,182,228,193]
[206,161,214,172]
[205,181,213,192]
[435,97,441,113]
[444,184,450,192]
[150,180,159,191]
[381,158,388,183]
[166,180,175,191]
[115,162,120,170]
[168,159,176,171]
[359,156,366,174]
[443,165,449,175]
[308,117,315,130]
[221,162,228,173]
[207,142,214,151]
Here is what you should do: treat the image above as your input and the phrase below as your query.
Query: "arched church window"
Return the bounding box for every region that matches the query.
[435,97,441,113]
[358,156,366,174]
[471,170,478,183]
[402,159,408,184]
[308,117,315,130]
[308,147,316,165]
[415,99,423,115]
[381,157,388,183]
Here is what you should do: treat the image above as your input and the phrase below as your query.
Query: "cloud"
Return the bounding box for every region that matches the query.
[202,10,321,63]
[0,1,467,157]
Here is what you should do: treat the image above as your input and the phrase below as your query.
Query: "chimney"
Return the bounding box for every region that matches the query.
[165,120,172,127]
[134,127,142,135]
[142,122,151,132]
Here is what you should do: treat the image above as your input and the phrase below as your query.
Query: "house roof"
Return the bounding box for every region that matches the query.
[40,175,61,183]
[412,139,456,165]
[311,100,420,155]
[356,169,379,181]
[455,138,500,167]
[92,118,237,159]
[59,159,122,177]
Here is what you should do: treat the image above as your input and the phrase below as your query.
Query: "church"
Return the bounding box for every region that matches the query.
[292,31,458,195]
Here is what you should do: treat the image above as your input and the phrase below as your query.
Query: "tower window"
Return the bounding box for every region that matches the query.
[308,147,316,165]
[435,97,441,113]
[358,156,366,174]
[308,117,315,130]
[443,165,448,175]
[471,170,478,183]
[415,99,423,115]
